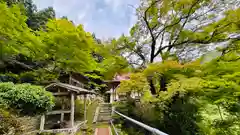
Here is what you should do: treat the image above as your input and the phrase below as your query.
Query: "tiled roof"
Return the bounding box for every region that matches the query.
[113,73,130,81]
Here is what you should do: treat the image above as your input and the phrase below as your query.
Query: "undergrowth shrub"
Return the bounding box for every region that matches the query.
[0,108,23,135]
[0,82,55,115]
[0,73,19,83]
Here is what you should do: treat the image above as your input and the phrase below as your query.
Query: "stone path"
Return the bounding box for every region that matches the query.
[95,127,111,135]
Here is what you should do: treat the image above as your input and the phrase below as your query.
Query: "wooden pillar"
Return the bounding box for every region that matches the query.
[114,88,117,102]
[40,115,45,130]
[115,88,117,101]
[70,92,75,127]
[110,89,113,103]
[60,104,65,122]
[58,88,65,122]
[113,86,116,102]
[69,74,72,84]
[84,94,87,122]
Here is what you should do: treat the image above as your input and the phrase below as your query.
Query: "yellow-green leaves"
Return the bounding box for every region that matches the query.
[167,77,203,95]
[0,3,42,58]
[39,19,97,73]
[98,55,129,80]
[117,73,150,94]
[144,60,183,76]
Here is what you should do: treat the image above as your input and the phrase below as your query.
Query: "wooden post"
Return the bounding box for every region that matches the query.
[114,88,117,101]
[40,115,45,130]
[60,104,65,122]
[58,88,65,122]
[113,86,116,102]
[69,74,72,84]
[84,94,87,122]
[70,93,75,127]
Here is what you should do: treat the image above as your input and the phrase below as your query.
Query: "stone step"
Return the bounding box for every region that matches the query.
[98,116,112,122]
[100,107,111,109]
[100,103,112,106]
[99,110,111,113]
[99,107,112,113]
[96,104,112,122]
[99,113,111,117]
[100,106,112,108]
[100,106,112,109]
[100,106,111,108]
[100,109,112,112]
[100,110,111,113]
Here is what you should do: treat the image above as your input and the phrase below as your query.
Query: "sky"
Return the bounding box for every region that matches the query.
[33,0,139,39]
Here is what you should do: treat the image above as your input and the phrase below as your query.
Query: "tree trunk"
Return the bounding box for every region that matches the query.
[149,79,156,94]
[160,75,167,91]
[150,41,156,63]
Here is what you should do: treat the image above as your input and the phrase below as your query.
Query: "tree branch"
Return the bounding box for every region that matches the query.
[154,30,165,58]
[169,0,201,51]
[143,0,161,62]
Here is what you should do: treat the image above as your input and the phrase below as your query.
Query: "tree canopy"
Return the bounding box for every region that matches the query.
[115,0,240,66]
[1,0,240,134]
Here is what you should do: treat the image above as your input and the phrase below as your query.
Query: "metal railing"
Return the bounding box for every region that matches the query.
[110,120,119,135]
[113,110,168,135]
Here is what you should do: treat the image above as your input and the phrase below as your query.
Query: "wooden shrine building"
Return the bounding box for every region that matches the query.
[39,82,96,133]
[104,73,142,103]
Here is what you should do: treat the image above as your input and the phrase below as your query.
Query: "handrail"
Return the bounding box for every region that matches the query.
[113,110,168,135]
[110,120,119,135]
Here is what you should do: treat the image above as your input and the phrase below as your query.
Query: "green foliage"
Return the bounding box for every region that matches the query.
[27,7,55,30]
[2,1,240,134]
[0,82,55,115]
[113,0,240,68]
[94,42,130,80]
[19,71,37,83]
[75,99,85,119]
[116,54,240,135]
[0,73,19,83]
[39,19,97,73]
[2,0,55,30]
[0,2,43,59]
[19,69,58,84]
[99,56,129,80]
[143,60,200,93]
[0,1,128,86]
[117,73,149,94]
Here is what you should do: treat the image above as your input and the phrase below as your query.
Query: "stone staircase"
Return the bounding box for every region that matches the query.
[97,103,112,123]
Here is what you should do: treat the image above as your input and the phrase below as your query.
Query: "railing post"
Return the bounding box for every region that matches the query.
[111,106,115,116]
[110,120,119,135]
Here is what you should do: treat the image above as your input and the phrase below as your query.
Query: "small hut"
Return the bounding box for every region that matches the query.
[39,82,96,133]
[104,73,141,103]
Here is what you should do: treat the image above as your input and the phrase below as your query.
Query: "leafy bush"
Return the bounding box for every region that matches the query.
[0,73,19,83]
[19,72,37,83]
[0,82,55,115]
